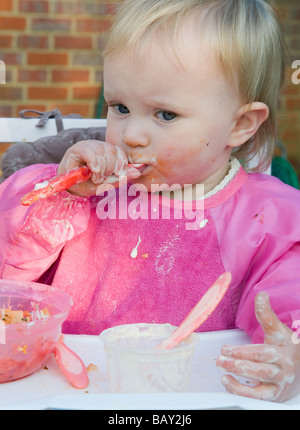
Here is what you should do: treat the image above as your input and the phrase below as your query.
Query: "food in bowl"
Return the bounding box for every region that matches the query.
[0,279,73,383]
[1,304,50,324]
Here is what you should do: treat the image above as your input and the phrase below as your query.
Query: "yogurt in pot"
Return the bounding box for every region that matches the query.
[100,323,198,393]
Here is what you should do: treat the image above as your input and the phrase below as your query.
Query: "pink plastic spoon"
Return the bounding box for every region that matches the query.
[156,272,231,350]
[53,334,89,389]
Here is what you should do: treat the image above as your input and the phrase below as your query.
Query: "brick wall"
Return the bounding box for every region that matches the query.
[0,0,299,174]
[0,0,121,119]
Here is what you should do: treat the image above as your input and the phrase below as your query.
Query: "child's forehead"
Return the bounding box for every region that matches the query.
[107,13,215,69]
[104,5,240,96]
[104,22,235,104]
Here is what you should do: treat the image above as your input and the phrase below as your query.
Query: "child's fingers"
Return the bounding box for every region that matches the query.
[113,146,131,177]
[58,140,128,179]
[220,374,279,402]
[216,355,281,382]
[255,292,292,345]
[65,180,100,197]
[87,142,128,184]
[58,140,131,191]
[59,141,100,172]
[220,344,283,364]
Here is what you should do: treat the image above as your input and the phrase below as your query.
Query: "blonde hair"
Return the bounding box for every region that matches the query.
[104,0,289,172]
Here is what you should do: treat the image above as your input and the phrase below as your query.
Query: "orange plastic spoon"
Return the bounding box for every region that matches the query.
[155,272,231,350]
[20,164,144,206]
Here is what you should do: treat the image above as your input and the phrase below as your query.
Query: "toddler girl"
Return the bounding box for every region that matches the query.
[1,0,300,402]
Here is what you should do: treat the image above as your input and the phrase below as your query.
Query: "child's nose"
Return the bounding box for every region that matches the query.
[122,123,150,147]
[123,135,150,147]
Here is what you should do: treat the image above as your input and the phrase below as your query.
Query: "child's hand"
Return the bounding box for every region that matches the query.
[57,140,141,197]
[216,292,300,402]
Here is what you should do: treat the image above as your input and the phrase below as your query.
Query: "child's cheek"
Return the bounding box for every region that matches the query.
[157,140,207,175]
[155,155,177,176]
[105,126,123,150]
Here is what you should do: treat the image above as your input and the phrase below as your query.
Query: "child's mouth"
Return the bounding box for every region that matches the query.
[136,163,152,176]
[129,162,149,175]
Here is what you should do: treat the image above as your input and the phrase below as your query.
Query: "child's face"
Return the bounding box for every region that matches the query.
[104,23,242,193]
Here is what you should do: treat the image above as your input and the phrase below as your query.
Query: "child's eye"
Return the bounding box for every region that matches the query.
[112,104,130,115]
[156,110,177,122]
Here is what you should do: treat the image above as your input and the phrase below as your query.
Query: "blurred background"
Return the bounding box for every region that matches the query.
[0,0,299,180]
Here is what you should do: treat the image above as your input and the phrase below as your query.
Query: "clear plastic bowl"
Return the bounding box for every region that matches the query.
[0,279,73,383]
[100,323,198,393]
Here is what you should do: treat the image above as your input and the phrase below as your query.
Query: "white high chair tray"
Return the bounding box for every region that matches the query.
[0,329,299,410]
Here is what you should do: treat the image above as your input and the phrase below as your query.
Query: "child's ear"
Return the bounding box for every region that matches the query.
[228,102,269,148]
